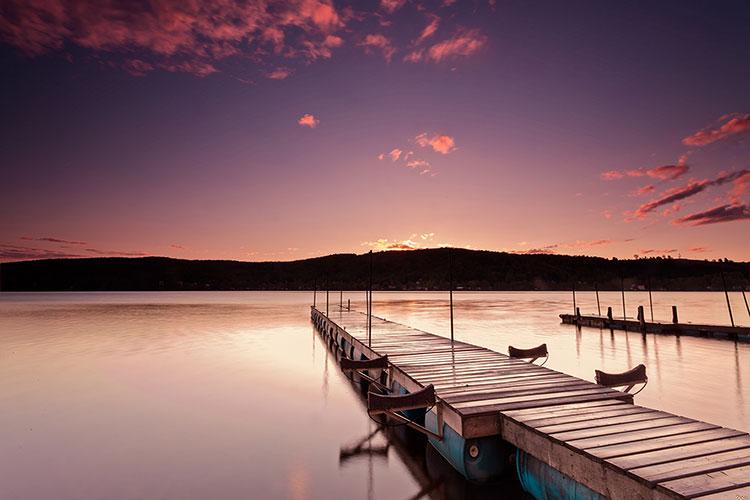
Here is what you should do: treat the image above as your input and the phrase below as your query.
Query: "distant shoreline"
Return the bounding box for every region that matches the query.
[1,249,747,292]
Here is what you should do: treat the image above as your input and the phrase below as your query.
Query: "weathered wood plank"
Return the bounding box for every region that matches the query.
[537,410,670,434]
[629,448,750,484]
[657,464,750,497]
[571,422,718,450]
[552,416,693,442]
[608,436,750,471]
[524,406,658,428]
[590,428,746,460]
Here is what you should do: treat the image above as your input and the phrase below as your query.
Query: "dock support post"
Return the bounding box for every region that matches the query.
[326,289,329,316]
[368,250,373,347]
[347,299,351,311]
[637,305,646,332]
[648,277,654,322]
[340,290,343,310]
[449,248,454,343]
[607,306,613,321]
[572,282,577,316]
[620,278,627,320]
[313,279,317,307]
[672,305,679,324]
[595,283,601,316]
[721,272,735,327]
[576,307,581,322]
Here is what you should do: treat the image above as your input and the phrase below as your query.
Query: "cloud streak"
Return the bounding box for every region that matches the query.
[415,132,456,154]
[682,113,750,146]
[601,164,689,181]
[632,169,749,219]
[673,204,750,226]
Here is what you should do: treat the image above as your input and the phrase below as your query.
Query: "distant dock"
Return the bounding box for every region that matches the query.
[312,306,750,499]
[561,308,750,342]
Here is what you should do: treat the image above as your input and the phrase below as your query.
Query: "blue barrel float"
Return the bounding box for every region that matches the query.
[516,449,604,500]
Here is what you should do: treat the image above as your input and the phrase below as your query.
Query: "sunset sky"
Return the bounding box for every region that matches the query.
[1,0,749,262]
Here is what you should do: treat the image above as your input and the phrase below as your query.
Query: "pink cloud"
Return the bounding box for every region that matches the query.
[0,0,345,76]
[265,67,293,80]
[682,113,750,146]
[729,171,750,203]
[631,169,749,219]
[388,148,402,161]
[20,236,87,245]
[601,164,689,181]
[359,33,396,62]
[415,132,457,154]
[406,159,431,174]
[631,185,655,197]
[415,15,440,45]
[379,0,406,13]
[426,29,487,62]
[673,204,750,226]
[298,113,320,128]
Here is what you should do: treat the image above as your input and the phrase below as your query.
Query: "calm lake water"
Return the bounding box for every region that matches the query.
[1,291,749,499]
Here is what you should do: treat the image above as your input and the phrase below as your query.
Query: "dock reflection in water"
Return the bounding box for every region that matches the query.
[1,291,747,499]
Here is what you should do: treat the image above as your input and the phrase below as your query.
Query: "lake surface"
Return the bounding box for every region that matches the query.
[1,291,748,499]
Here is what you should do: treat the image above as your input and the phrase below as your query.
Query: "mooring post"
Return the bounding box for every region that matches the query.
[368,250,373,347]
[576,307,581,321]
[648,277,654,322]
[449,248,454,343]
[347,299,351,311]
[721,272,735,327]
[637,305,646,331]
[340,290,343,310]
[620,277,626,320]
[595,283,601,316]
[326,289,329,316]
[313,279,317,308]
[607,306,613,321]
[672,305,679,324]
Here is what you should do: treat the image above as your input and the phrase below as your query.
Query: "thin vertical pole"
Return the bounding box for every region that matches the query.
[326,289,329,316]
[449,248,454,343]
[572,281,577,316]
[595,283,601,316]
[621,277,627,320]
[340,290,343,310]
[368,250,373,347]
[313,279,317,308]
[742,287,750,320]
[721,272,735,327]
[648,277,654,322]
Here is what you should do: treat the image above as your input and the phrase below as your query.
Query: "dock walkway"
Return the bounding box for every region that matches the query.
[312,306,750,499]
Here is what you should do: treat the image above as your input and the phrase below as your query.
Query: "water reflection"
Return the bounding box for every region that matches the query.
[0,291,748,500]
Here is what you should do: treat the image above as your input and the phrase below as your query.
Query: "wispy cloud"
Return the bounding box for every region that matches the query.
[640,248,678,255]
[682,113,750,146]
[673,204,750,226]
[426,28,487,62]
[379,0,406,14]
[265,67,293,80]
[20,236,87,245]
[0,0,345,76]
[631,169,749,219]
[298,113,320,128]
[359,33,396,62]
[513,239,615,255]
[362,232,437,251]
[1,242,147,262]
[415,132,457,154]
[601,164,689,182]
[406,159,432,175]
[415,15,440,45]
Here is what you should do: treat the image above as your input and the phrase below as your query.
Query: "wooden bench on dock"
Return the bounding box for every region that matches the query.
[312,306,750,499]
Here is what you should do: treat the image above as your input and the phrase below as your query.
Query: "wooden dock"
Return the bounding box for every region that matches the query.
[560,312,750,342]
[312,306,750,499]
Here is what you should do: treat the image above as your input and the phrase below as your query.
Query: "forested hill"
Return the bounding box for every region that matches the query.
[1,249,748,292]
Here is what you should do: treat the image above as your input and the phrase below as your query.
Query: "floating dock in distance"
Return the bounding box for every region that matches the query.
[312,306,750,499]
[560,311,750,342]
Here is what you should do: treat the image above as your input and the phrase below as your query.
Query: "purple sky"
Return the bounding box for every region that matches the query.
[1,0,749,262]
